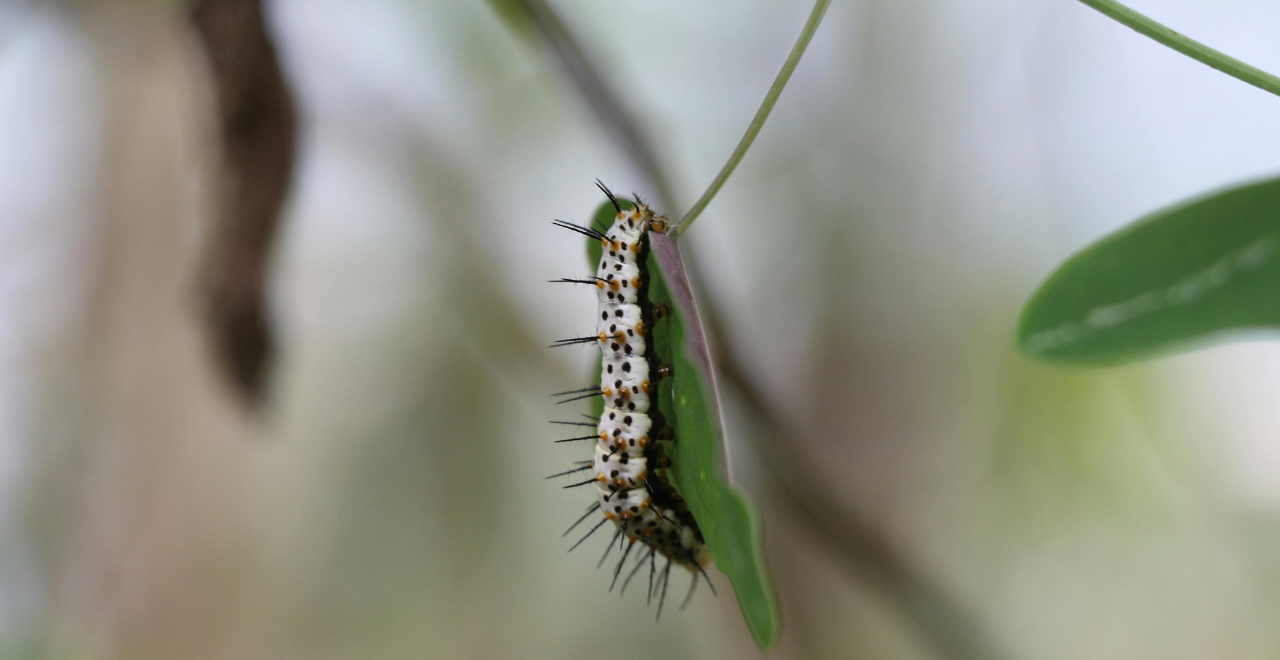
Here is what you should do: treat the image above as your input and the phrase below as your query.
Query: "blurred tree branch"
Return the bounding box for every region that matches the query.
[489,1,1014,658]
[484,0,677,211]
[703,289,1013,660]
[191,0,297,406]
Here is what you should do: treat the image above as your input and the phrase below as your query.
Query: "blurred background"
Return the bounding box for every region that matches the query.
[4,0,1280,658]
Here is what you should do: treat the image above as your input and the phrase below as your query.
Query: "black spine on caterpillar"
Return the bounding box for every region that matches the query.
[551,182,714,615]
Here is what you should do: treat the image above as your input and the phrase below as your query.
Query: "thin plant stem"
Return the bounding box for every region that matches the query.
[1077,0,1280,99]
[675,0,832,235]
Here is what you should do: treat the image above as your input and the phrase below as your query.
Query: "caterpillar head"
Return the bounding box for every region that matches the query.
[646,212,670,234]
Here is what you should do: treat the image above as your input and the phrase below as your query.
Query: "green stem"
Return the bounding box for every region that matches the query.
[1077,0,1280,98]
[675,0,832,235]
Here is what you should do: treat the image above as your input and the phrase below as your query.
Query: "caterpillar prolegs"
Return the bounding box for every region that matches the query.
[551,182,714,615]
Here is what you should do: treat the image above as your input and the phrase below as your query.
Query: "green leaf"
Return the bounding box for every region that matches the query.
[586,200,781,649]
[1019,176,1280,362]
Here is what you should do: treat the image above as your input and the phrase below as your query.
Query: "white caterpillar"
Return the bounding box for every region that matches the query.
[552,183,713,614]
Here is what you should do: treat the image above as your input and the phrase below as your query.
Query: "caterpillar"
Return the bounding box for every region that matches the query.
[550,181,715,616]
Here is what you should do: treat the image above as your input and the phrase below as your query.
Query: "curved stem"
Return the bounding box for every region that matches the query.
[1077,0,1280,98]
[675,0,832,235]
